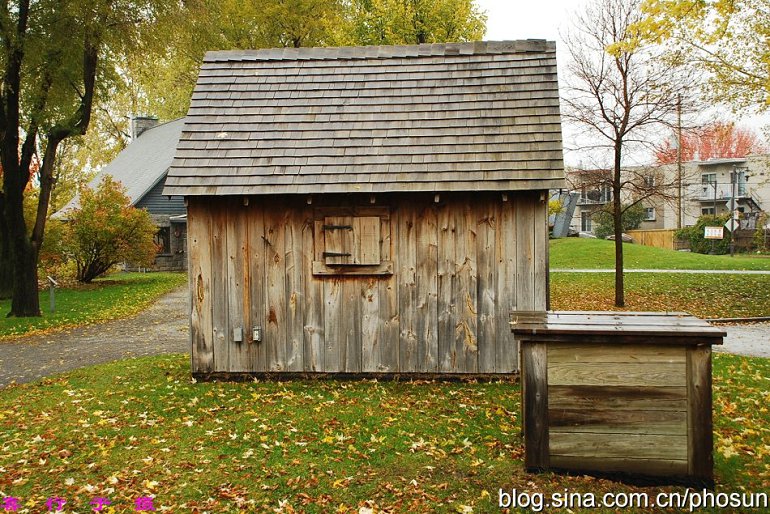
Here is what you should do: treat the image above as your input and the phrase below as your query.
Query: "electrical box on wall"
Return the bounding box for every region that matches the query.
[232,327,243,343]
[252,326,262,343]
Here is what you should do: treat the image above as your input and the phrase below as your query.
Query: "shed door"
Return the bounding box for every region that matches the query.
[323,216,381,265]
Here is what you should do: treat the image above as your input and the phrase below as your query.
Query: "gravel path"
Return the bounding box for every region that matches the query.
[0,287,768,388]
[0,287,188,388]
[716,322,770,358]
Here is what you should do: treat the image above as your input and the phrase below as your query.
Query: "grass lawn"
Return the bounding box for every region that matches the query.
[551,273,770,318]
[0,353,767,513]
[550,238,770,270]
[0,272,187,340]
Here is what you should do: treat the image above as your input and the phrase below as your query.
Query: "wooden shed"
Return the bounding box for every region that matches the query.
[164,40,565,377]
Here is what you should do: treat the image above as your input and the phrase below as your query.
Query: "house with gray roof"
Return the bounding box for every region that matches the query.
[166,40,565,378]
[58,117,187,271]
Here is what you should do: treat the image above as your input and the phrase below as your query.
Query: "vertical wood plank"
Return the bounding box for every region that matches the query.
[343,279,361,372]
[497,198,518,372]
[398,205,418,372]
[187,200,214,373]
[353,216,381,265]
[477,200,497,373]
[533,192,548,311]
[361,277,380,372]
[523,342,549,469]
[265,209,287,371]
[516,195,535,311]
[324,278,342,372]
[437,202,456,372]
[247,202,266,371]
[210,202,229,372]
[379,207,399,372]
[456,201,478,373]
[416,204,439,372]
[303,210,324,372]
[285,208,304,371]
[687,345,714,485]
[226,205,248,371]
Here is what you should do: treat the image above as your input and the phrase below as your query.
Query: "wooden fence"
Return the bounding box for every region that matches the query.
[626,229,677,250]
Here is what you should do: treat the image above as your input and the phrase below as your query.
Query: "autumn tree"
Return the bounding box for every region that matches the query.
[59,176,157,283]
[131,0,486,119]
[0,0,171,317]
[563,0,691,306]
[654,122,769,164]
[348,0,486,46]
[639,0,770,112]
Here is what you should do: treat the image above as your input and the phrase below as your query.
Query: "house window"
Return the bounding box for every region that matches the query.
[313,208,393,276]
[154,227,171,254]
[701,207,715,216]
[643,176,655,188]
[581,211,592,232]
[700,173,717,198]
[644,207,656,221]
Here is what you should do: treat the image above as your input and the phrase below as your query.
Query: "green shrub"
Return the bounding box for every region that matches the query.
[675,214,732,254]
[591,203,646,239]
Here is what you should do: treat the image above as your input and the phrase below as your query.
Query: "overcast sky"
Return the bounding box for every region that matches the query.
[475,0,585,42]
[474,0,768,166]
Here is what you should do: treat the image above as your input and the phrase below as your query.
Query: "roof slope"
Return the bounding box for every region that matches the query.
[164,41,565,196]
[57,118,185,215]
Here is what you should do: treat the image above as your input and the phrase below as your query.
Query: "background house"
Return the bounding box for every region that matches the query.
[164,41,565,377]
[58,117,187,271]
[564,154,770,236]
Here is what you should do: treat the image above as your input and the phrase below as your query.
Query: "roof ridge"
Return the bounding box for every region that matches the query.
[204,40,555,63]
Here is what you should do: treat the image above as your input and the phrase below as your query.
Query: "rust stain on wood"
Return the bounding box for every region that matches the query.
[196,274,204,304]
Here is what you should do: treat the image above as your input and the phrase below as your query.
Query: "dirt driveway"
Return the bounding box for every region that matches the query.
[0,287,188,388]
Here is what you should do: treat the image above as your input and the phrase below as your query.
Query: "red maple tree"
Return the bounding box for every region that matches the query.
[655,122,768,164]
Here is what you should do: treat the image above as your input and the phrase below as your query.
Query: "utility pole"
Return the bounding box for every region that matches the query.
[676,94,683,229]
[730,166,737,257]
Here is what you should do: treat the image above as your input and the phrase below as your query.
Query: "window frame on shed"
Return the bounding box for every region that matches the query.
[312,207,393,276]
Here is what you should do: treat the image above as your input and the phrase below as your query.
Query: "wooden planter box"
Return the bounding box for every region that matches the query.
[512,311,725,487]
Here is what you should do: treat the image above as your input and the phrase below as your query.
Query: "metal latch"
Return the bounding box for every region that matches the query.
[323,252,351,258]
[322,224,353,231]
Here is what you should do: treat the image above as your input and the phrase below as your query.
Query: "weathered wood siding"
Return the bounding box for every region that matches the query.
[547,343,690,476]
[188,192,547,375]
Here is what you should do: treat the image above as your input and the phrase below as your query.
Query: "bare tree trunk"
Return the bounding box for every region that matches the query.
[613,144,624,307]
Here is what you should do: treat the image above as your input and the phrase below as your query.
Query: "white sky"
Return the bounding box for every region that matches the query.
[475,0,584,43]
[474,0,768,166]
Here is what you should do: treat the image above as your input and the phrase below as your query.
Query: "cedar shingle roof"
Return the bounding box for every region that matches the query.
[163,40,565,196]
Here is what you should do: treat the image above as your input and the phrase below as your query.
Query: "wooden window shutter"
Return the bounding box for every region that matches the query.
[323,216,380,266]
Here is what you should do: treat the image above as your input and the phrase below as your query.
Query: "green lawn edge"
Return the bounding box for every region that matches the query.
[0,271,187,340]
[550,238,770,271]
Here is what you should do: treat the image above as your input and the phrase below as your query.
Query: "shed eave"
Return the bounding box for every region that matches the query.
[162,178,567,197]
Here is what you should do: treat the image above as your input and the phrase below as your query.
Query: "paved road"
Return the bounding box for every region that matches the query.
[0,288,767,388]
[0,288,188,388]
[717,322,770,358]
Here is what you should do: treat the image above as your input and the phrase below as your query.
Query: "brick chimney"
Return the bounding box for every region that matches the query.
[131,116,159,140]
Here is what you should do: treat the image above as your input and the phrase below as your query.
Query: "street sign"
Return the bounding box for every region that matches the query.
[724,218,739,232]
[704,226,724,240]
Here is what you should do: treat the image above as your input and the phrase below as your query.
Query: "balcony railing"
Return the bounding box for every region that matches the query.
[688,184,762,209]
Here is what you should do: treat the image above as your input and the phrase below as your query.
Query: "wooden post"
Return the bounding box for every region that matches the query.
[522,342,549,470]
[687,344,714,487]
